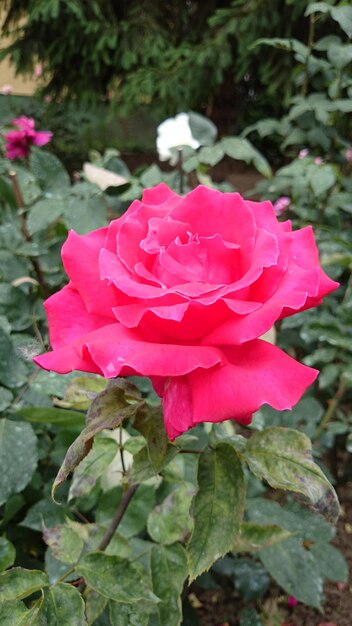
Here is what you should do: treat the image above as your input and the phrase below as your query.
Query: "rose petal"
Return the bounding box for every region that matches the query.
[62,229,118,316]
[83,324,224,378]
[162,340,318,438]
[41,284,112,349]
[190,340,318,424]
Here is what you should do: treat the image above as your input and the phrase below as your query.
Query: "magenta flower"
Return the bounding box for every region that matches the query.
[298,148,309,159]
[273,196,291,216]
[4,116,52,160]
[287,595,299,607]
[34,184,338,440]
[346,147,352,163]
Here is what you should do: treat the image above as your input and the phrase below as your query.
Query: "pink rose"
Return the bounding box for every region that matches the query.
[34,185,338,439]
[4,116,52,159]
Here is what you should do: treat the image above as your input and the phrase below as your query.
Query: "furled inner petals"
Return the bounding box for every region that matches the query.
[171,187,256,262]
[99,248,166,299]
[140,216,190,254]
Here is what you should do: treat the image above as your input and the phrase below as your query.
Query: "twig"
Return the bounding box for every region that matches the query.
[177,147,184,194]
[9,170,50,299]
[98,483,139,551]
[119,424,127,475]
[314,375,347,439]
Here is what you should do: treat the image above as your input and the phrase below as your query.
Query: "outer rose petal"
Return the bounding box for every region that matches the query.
[32,130,53,146]
[34,343,102,375]
[83,325,224,378]
[41,283,113,350]
[36,319,224,379]
[162,339,318,439]
[62,229,118,316]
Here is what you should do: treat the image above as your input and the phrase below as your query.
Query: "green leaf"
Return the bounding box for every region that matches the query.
[331,6,352,38]
[85,526,130,560]
[76,553,159,605]
[187,443,245,580]
[221,137,272,177]
[151,543,188,626]
[327,43,352,70]
[109,601,151,626]
[133,405,169,473]
[30,149,70,193]
[305,2,331,16]
[84,588,108,626]
[10,165,41,205]
[20,499,69,532]
[0,568,49,601]
[0,600,39,626]
[69,436,118,501]
[39,582,87,625]
[16,407,85,427]
[58,376,108,411]
[64,184,107,234]
[147,484,194,545]
[52,379,141,500]
[0,286,33,332]
[198,144,224,166]
[188,111,217,146]
[244,427,339,522]
[258,537,323,609]
[43,522,86,565]
[232,522,292,554]
[0,538,15,572]
[97,484,156,539]
[307,164,336,197]
[0,419,38,506]
[310,541,348,583]
[0,329,27,388]
[246,499,334,543]
[27,198,65,235]
[221,557,269,602]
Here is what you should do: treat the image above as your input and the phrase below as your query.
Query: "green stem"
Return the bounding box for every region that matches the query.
[9,170,51,299]
[302,13,316,96]
[314,375,347,439]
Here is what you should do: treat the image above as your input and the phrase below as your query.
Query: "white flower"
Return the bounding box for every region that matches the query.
[156,112,200,161]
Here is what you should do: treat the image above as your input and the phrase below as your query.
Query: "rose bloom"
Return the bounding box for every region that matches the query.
[4,116,52,159]
[34,185,338,439]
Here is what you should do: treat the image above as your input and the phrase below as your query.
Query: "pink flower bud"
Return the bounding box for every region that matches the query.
[298,148,309,159]
[273,196,291,216]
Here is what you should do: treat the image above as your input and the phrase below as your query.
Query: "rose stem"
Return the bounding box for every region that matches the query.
[314,375,347,439]
[177,147,184,194]
[98,483,139,551]
[9,170,50,299]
